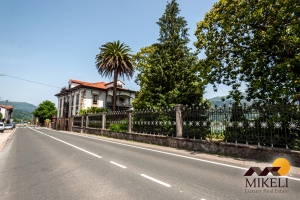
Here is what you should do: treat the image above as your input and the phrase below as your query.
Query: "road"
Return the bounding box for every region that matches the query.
[0,126,299,200]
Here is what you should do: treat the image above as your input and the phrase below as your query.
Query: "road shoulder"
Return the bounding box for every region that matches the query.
[40,127,300,179]
[0,129,15,151]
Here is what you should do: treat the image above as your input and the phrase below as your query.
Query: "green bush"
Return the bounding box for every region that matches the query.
[79,107,107,115]
[108,120,128,132]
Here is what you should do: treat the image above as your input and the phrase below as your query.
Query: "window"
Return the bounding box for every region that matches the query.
[71,95,74,115]
[119,97,125,102]
[117,84,123,88]
[71,95,74,107]
[93,95,98,105]
[59,99,62,118]
[76,94,79,113]
[76,94,79,105]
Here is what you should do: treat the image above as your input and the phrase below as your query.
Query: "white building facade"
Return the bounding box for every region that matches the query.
[55,79,136,118]
[0,105,13,123]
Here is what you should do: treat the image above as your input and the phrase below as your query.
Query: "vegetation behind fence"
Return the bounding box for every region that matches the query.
[72,99,300,150]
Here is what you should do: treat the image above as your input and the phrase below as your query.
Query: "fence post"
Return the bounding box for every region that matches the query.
[70,116,74,132]
[127,109,133,133]
[295,94,300,112]
[86,114,89,128]
[81,115,84,133]
[175,104,183,138]
[102,112,107,130]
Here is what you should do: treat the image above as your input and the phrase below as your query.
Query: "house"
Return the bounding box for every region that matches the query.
[0,105,13,123]
[54,79,136,130]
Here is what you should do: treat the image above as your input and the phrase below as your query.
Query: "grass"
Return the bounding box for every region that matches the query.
[209,138,225,142]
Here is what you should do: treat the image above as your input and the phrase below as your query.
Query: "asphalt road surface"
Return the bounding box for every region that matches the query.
[0,126,299,200]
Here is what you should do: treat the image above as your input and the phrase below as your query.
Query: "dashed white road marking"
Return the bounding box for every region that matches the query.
[56,131,249,170]
[110,161,127,169]
[37,128,300,182]
[140,174,171,188]
[29,127,102,159]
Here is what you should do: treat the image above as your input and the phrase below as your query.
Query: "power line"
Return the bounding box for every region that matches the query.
[0,74,61,89]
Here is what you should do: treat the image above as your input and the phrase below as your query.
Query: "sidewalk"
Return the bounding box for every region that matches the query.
[0,129,15,151]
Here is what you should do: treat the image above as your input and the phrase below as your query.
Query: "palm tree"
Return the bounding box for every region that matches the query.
[95,41,134,111]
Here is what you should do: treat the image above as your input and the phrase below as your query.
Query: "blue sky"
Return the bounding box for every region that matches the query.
[0,0,245,106]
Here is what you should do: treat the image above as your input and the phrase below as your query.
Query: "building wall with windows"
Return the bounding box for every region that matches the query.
[0,105,13,123]
[55,79,136,119]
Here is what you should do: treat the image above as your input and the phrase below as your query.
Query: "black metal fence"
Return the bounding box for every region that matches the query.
[106,111,128,132]
[132,107,176,137]
[182,99,299,150]
[72,99,299,150]
[73,116,82,127]
[88,114,102,128]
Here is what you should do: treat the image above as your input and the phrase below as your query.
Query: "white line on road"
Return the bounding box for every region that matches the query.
[40,129,300,182]
[29,127,102,159]
[59,131,248,170]
[140,174,171,188]
[9,128,17,140]
[110,161,127,169]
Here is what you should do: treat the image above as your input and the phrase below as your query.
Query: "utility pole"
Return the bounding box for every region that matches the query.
[4,100,8,124]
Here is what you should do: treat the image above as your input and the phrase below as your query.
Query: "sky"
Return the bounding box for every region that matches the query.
[0,0,246,107]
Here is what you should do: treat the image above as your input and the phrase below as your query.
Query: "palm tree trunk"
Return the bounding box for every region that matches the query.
[113,68,118,111]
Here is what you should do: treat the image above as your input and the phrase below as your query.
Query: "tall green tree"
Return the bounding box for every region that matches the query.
[133,0,204,109]
[195,0,300,101]
[32,100,57,124]
[95,41,134,111]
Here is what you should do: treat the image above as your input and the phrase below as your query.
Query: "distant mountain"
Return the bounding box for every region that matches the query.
[13,109,33,121]
[0,101,37,113]
[0,101,37,121]
[207,93,250,107]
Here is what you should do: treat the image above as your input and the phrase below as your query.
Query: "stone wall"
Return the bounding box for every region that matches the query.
[56,117,73,131]
[73,126,300,166]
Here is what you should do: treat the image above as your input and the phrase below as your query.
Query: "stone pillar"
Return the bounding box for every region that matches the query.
[85,114,89,128]
[70,116,74,132]
[295,94,300,112]
[127,109,133,133]
[57,119,59,130]
[102,112,107,130]
[81,115,84,133]
[175,104,183,138]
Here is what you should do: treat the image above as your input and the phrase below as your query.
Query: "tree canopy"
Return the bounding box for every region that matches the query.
[195,0,300,101]
[32,100,57,123]
[95,40,134,111]
[133,0,204,108]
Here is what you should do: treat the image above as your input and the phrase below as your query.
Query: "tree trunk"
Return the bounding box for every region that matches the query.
[113,68,118,111]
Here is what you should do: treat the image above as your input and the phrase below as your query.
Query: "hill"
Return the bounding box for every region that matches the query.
[0,101,37,121]
[0,101,37,113]
[13,109,33,121]
[207,93,250,107]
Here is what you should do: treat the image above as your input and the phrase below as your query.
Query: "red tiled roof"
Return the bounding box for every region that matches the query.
[70,79,108,89]
[0,105,13,110]
[53,79,136,96]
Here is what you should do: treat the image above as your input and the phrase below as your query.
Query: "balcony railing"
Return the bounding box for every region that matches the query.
[106,101,132,107]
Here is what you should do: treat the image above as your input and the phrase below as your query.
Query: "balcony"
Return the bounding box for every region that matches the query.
[106,101,132,107]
